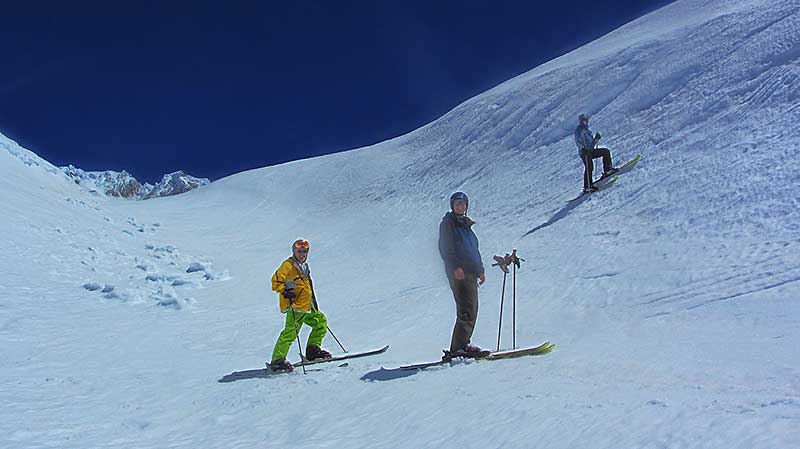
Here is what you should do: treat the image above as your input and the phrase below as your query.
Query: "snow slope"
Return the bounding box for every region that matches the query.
[2,0,799,447]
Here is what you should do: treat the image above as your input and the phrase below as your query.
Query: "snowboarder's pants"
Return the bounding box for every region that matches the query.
[271,309,327,361]
[448,273,479,352]
[581,148,613,189]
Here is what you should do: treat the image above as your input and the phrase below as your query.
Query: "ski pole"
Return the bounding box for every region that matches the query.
[512,259,516,349]
[326,325,348,353]
[309,277,349,353]
[497,270,507,352]
[508,249,525,349]
[312,298,348,353]
[289,308,307,374]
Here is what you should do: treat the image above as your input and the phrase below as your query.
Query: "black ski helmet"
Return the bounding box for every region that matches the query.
[450,191,469,211]
[578,113,590,123]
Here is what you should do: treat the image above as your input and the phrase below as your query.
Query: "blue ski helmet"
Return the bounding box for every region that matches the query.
[450,191,469,211]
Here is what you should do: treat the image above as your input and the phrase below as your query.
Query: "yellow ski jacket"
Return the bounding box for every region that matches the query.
[271,257,314,313]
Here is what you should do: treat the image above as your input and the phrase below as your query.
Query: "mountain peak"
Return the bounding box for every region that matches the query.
[61,165,209,200]
[142,170,210,199]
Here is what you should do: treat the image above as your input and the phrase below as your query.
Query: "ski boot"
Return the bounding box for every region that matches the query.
[601,167,619,178]
[305,344,332,361]
[268,358,294,372]
[444,344,491,361]
[462,344,491,358]
[583,185,599,194]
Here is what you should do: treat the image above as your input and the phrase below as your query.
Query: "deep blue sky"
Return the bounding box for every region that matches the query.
[1,0,672,183]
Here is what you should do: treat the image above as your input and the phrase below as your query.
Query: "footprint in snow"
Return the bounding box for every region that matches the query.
[82,283,122,300]
[186,262,205,273]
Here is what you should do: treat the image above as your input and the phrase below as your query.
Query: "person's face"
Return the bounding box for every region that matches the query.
[453,200,468,215]
[581,117,589,126]
[293,247,309,262]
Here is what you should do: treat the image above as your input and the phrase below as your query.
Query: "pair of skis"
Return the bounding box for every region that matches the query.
[358,341,555,382]
[293,344,390,367]
[218,345,390,382]
[398,341,555,371]
[583,153,642,196]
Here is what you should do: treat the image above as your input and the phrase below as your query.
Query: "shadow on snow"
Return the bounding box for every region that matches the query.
[522,193,592,237]
[218,367,323,382]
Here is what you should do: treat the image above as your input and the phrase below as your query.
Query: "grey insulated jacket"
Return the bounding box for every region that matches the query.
[574,124,596,155]
[438,212,484,278]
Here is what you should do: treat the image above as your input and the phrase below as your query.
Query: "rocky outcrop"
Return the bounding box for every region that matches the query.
[141,171,210,199]
[61,165,209,200]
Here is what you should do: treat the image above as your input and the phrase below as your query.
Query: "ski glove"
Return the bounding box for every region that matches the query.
[282,279,297,300]
[594,132,602,141]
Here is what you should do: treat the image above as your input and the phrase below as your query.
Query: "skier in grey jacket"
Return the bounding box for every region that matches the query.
[438,191,489,360]
[575,113,617,193]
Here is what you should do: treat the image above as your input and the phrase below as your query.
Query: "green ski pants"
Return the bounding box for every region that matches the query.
[271,309,327,362]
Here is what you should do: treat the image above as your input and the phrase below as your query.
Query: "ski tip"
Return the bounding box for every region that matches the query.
[536,342,556,354]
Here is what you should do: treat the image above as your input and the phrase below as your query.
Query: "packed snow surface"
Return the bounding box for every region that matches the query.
[1,0,798,447]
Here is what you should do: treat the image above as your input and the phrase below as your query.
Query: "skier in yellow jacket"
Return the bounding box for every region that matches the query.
[268,239,331,372]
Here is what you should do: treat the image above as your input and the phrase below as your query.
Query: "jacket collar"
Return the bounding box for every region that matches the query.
[446,211,475,228]
[290,257,309,272]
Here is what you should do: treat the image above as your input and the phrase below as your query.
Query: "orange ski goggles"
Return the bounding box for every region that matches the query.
[292,239,310,250]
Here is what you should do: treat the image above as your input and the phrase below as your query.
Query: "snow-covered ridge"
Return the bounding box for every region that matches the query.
[61,165,210,200]
[0,131,60,175]
[0,131,208,200]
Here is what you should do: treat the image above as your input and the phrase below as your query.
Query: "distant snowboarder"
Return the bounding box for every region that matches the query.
[574,113,618,193]
[438,192,490,360]
[268,239,332,372]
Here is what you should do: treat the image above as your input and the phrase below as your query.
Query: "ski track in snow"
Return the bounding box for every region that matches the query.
[2,0,800,448]
[637,239,800,314]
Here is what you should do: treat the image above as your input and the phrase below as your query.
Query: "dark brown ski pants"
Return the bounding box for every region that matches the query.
[448,273,479,352]
[581,147,613,189]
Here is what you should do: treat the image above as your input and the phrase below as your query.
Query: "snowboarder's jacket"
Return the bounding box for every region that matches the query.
[271,257,315,313]
[438,211,484,279]
[574,123,596,155]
